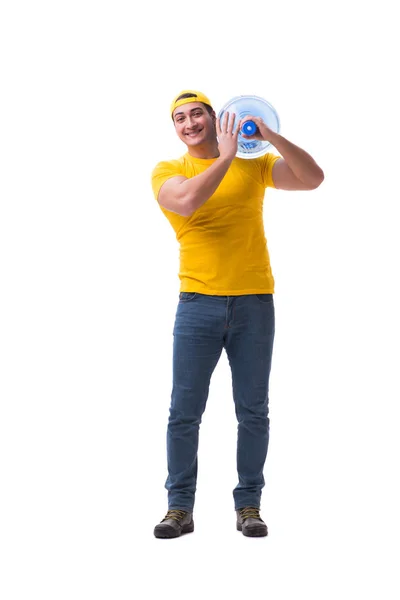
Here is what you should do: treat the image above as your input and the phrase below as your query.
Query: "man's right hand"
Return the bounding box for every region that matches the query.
[216,111,240,162]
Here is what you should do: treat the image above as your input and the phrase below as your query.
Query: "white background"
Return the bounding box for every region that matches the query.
[1,0,399,598]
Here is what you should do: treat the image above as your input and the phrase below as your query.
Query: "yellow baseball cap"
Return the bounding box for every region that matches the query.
[170,90,212,117]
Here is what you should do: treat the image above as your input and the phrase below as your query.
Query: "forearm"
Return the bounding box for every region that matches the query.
[269,132,324,186]
[178,157,232,216]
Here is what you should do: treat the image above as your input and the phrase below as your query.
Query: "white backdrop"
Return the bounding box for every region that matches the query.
[1,0,399,598]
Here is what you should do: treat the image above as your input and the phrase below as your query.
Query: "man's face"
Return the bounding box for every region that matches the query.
[172,102,216,147]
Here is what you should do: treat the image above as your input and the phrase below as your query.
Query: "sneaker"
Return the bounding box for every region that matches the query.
[154,509,194,539]
[236,507,268,537]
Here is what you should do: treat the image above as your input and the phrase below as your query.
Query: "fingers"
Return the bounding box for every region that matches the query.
[217,111,238,135]
[220,110,230,134]
[238,115,263,129]
[229,111,236,135]
[233,114,241,138]
[216,113,226,135]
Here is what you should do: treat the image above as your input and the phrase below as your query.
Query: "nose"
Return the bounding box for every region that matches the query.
[186,115,197,129]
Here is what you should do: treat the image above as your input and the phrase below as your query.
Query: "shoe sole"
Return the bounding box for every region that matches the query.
[154,521,194,539]
[237,523,268,537]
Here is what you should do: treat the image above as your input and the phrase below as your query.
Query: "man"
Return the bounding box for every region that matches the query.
[151,90,324,538]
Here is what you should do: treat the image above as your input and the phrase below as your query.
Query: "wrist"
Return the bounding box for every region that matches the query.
[264,130,281,145]
[217,154,234,165]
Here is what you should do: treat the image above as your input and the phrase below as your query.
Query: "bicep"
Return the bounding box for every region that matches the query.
[272,158,316,191]
[157,176,189,216]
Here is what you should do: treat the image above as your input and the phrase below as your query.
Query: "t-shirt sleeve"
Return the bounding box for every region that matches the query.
[151,160,185,201]
[260,153,281,188]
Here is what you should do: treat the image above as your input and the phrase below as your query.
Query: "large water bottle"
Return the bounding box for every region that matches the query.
[218,95,280,159]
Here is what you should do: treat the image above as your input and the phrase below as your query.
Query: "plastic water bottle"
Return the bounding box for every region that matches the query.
[218,95,280,159]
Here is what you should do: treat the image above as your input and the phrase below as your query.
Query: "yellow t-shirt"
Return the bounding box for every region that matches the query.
[151,152,280,295]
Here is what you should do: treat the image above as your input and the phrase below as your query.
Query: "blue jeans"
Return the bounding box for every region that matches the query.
[166,292,275,512]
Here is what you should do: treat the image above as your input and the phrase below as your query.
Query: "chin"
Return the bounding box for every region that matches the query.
[186,139,203,147]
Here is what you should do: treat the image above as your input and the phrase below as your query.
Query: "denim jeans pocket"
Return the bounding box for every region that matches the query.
[179,292,198,302]
[255,293,274,304]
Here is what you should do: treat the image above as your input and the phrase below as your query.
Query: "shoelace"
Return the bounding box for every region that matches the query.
[162,509,187,523]
[239,507,261,520]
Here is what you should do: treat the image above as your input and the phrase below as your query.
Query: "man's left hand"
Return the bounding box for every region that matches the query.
[238,115,276,143]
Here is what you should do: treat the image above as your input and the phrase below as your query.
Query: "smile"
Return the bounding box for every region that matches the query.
[185,129,203,137]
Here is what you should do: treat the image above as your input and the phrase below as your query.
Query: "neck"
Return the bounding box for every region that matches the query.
[186,139,220,160]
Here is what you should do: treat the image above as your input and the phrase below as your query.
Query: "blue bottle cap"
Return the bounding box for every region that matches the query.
[241,120,257,136]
